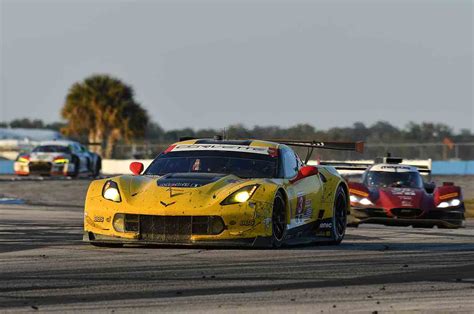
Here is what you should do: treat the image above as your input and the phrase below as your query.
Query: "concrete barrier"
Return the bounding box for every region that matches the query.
[432,161,474,175]
[1,159,474,176]
[101,159,153,175]
[0,160,14,174]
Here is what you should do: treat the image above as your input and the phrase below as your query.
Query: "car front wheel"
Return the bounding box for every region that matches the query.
[329,186,348,245]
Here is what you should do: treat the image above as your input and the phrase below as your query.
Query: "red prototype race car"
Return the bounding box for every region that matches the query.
[322,157,465,228]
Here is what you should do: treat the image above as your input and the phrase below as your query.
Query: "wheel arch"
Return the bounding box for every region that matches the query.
[274,187,289,222]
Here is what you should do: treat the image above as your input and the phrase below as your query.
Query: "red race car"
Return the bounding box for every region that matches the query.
[321,157,465,229]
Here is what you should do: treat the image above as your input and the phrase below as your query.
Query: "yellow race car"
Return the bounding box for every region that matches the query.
[83,138,363,247]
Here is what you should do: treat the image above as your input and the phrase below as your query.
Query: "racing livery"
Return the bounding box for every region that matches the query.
[83,138,363,247]
[14,140,101,177]
[328,157,465,228]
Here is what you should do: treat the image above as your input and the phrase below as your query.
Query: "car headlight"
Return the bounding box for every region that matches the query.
[359,198,374,206]
[437,198,461,208]
[221,185,259,205]
[350,194,373,206]
[102,180,121,202]
[350,195,359,203]
[53,156,69,164]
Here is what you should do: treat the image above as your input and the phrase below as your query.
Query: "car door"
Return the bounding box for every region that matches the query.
[72,143,88,173]
[280,146,323,229]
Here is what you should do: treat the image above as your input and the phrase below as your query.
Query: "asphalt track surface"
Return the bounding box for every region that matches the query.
[1,179,474,313]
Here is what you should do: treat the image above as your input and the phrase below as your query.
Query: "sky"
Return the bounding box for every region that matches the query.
[0,0,472,131]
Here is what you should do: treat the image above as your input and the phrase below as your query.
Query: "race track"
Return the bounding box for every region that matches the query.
[1,179,474,312]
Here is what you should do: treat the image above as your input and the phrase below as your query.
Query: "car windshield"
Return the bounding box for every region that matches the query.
[32,145,71,153]
[145,150,278,178]
[364,171,423,188]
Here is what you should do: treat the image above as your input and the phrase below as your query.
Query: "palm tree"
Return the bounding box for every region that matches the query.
[61,74,149,158]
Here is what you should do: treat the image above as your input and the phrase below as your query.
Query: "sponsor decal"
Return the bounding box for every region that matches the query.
[319,222,332,229]
[171,144,270,155]
[296,195,305,215]
[380,165,411,170]
[158,182,201,188]
[240,219,255,226]
[391,188,415,196]
[294,194,313,223]
[263,218,272,228]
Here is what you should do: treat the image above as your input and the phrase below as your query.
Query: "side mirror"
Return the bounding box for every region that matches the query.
[300,165,319,177]
[130,162,144,175]
[424,181,436,194]
[290,166,318,183]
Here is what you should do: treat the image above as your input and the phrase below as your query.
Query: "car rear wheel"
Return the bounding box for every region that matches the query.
[71,156,80,177]
[329,186,348,245]
[92,157,101,177]
[271,191,287,248]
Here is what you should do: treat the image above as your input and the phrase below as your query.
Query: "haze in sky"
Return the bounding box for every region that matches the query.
[0,0,472,131]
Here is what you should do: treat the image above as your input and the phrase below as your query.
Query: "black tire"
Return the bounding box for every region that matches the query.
[329,186,348,245]
[92,157,101,177]
[71,156,80,177]
[271,191,287,248]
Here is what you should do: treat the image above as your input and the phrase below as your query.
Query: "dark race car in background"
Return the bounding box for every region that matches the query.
[321,157,465,228]
[14,140,101,177]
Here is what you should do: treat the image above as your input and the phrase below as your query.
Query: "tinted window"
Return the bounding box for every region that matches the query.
[32,145,71,153]
[364,171,424,188]
[281,146,298,178]
[145,150,278,179]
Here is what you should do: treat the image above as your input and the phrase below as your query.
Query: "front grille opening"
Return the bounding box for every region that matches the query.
[391,208,422,218]
[124,214,139,232]
[29,162,52,173]
[123,215,226,241]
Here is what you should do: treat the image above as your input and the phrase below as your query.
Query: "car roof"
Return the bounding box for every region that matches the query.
[38,140,80,147]
[369,163,420,173]
[172,139,280,149]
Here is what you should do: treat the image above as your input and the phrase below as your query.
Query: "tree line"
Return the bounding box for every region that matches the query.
[144,121,474,144]
[2,74,472,159]
[4,117,473,145]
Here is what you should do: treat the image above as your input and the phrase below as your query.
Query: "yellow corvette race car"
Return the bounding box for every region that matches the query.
[83,138,363,247]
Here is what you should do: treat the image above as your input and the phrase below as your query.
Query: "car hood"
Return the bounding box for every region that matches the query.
[29,152,69,162]
[115,173,263,209]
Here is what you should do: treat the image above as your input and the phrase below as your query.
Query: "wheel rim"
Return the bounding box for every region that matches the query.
[272,196,286,241]
[334,194,347,238]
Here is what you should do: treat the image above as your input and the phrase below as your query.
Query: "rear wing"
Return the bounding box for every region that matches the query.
[266,139,364,164]
[315,158,432,176]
